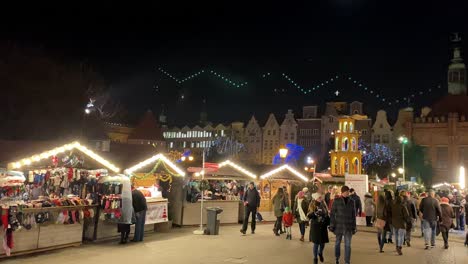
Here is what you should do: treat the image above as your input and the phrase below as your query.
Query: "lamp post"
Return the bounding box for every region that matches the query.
[304,156,316,178]
[398,136,408,182]
[279,146,288,160]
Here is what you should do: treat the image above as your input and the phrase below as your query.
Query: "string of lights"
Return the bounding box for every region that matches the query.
[157,67,442,106]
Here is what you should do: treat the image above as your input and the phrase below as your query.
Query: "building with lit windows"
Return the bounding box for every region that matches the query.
[243,116,263,164]
[162,124,228,151]
[371,110,393,149]
[280,110,298,146]
[262,113,280,164]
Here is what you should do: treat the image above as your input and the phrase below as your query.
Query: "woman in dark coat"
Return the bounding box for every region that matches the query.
[308,193,329,264]
[440,197,455,249]
[391,195,410,255]
[374,194,387,253]
[272,188,285,236]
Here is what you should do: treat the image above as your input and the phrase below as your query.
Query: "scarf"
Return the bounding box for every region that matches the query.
[297,198,308,222]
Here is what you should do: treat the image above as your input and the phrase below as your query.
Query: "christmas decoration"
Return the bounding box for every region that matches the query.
[260,164,309,182]
[218,160,257,179]
[125,153,185,176]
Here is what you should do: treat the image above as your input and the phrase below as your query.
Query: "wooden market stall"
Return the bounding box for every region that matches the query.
[1,141,120,257]
[183,160,257,225]
[258,164,309,221]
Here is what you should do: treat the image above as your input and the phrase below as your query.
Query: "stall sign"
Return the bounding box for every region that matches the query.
[145,202,168,224]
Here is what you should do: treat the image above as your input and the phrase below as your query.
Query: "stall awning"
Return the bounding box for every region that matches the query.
[124,153,185,176]
[260,164,309,182]
[6,141,120,173]
[189,160,257,180]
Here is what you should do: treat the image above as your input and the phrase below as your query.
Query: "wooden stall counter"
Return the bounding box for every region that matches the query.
[182,200,240,226]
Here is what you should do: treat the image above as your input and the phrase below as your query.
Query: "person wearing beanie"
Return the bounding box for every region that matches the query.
[440,197,455,249]
[308,192,329,264]
[330,185,356,264]
[419,189,442,249]
[240,182,261,235]
[282,206,294,240]
[294,191,309,241]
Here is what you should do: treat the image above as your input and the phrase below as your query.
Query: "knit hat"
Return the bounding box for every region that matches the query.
[302,187,309,193]
[441,197,449,204]
[297,191,305,199]
[341,186,350,193]
[312,192,322,200]
[284,206,291,212]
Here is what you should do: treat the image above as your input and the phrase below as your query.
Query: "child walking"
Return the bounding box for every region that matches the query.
[283,206,294,240]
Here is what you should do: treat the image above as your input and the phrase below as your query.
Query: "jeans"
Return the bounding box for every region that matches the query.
[422,220,437,246]
[134,210,146,241]
[335,231,352,263]
[394,228,406,247]
[457,214,465,231]
[313,243,325,258]
[274,216,282,234]
[405,219,415,242]
[299,222,306,236]
[377,229,385,251]
[241,206,257,232]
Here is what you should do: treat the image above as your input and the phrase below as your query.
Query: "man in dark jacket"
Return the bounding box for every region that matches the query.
[419,189,442,249]
[330,186,356,264]
[349,188,362,216]
[132,186,148,242]
[240,182,261,235]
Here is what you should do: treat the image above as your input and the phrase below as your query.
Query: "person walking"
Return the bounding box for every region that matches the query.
[240,182,261,235]
[131,186,147,242]
[459,194,466,231]
[364,193,375,227]
[282,206,294,240]
[325,186,333,209]
[303,187,312,204]
[465,194,468,247]
[308,193,329,264]
[272,187,286,236]
[350,188,362,217]
[439,197,455,249]
[294,191,309,241]
[384,189,394,244]
[392,193,410,255]
[417,192,427,237]
[374,194,388,253]
[330,186,356,264]
[419,189,442,249]
[401,191,417,247]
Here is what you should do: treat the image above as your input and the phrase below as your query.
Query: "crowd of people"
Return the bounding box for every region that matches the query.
[240,183,468,264]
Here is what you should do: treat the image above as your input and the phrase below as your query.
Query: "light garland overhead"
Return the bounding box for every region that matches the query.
[218,160,257,179]
[125,153,186,176]
[8,141,120,173]
[260,164,309,182]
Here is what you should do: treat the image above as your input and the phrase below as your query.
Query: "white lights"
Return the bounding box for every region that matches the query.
[398,167,404,174]
[391,173,396,178]
[460,166,466,189]
[218,160,257,179]
[260,164,309,182]
[306,156,314,164]
[8,141,120,173]
[125,153,186,176]
[85,108,91,114]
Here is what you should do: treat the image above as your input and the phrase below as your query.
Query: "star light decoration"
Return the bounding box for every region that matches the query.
[157,67,443,107]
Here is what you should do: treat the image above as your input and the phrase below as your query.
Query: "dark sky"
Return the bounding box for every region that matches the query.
[2,1,468,125]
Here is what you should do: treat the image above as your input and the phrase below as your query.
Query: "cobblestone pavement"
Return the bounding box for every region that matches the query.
[2,223,467,264]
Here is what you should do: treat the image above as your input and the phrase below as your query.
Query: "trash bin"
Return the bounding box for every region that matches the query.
[206,207,223,235]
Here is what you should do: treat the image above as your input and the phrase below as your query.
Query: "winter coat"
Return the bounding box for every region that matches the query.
[330,196,356,234]
[243,188,261,208]
[308,200,329,244]
[132,189,148,213]
[440,203,455,231]
[391,198,410,230]
[403,197,417,219]
[272,194,285,217]
[364,197,375,217]
[419,196,442,222]
[350,194,362,216]
[294,197,309,224]
[282,212,294,227]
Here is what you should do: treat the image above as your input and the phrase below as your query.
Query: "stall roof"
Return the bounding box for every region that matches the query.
[124,153,185,176]
[217,160,257,179]
[4,141,120,173]
[199,160,257,180]
[259,164,309,182]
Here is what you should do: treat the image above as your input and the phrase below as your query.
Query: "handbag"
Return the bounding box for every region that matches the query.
[375,218,386,230]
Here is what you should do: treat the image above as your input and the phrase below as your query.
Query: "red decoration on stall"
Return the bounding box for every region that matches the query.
[52,156,59,167]
[67,168,74,181]
[162,207,167,219]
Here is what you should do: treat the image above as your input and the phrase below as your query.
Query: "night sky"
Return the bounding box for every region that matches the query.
[2,1,468,126]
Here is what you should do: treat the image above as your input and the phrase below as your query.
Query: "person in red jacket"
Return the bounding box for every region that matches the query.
[283,206,294,240]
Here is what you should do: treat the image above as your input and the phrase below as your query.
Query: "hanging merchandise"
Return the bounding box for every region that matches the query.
[97,175,132,224]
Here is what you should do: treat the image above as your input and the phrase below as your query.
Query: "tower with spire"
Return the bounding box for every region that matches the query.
[448,33,467,95]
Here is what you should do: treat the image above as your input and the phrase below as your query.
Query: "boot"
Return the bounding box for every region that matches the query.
[397,246,402,255]
[313,258,318,264]
[465,233,468,247]
[300,235,304,242]
[119,233,126,244]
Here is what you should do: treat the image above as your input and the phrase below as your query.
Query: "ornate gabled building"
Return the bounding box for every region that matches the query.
[262,114,280,164]
[280,109,298,146]
[243,116,263,164]
[372,110,393,148]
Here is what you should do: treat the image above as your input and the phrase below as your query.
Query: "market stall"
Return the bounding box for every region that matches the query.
[184,160,257,225]
[1,141,120,257]
[258,164,309,221]
[124,153,186,232]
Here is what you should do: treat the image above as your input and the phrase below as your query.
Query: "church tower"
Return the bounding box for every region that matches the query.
[330,116,363,176]
[448,33,467,95]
